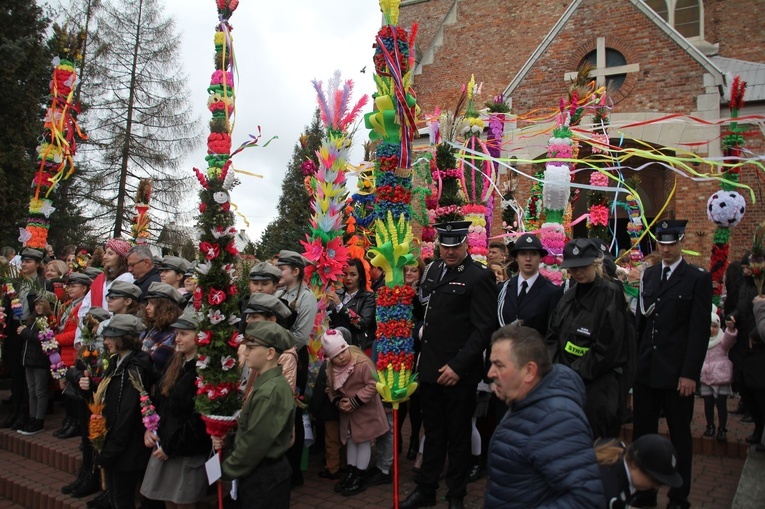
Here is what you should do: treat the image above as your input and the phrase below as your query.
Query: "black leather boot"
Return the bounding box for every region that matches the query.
[71,471,101,498]
[334,467,355,493]
[62,466,88,494]
[341,468,366,496]
[53,417,72,438]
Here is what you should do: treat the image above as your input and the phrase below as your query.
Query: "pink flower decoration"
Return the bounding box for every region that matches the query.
[589,172,609,187]
[589,205,609,226]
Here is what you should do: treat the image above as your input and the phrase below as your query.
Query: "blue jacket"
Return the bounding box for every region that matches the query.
[485,364,604,508]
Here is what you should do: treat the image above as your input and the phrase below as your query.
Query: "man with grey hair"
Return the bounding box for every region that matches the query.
[126,245,161,296]
[484,325,603,508]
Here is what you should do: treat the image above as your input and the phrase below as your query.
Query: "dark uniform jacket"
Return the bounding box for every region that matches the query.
[547,277,631,382]
[328,288,376,350]
[636,259,712,389]
[498,274,562,336]
[416,256,498,385]
[155,358,211,458]
[598,455,634,509]
[98,350,154,472]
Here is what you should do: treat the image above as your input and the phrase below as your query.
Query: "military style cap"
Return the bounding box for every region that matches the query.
[171,310,200,330]
[143,282,183,305]
[248,261,283,282]
[434,221,472,247]
[84,267,103,278]
[589,237,614,259]
[628,435,683,488]
[101,314,146,337]
[243,321,293,353]
[244,293,292,321]
[159,256,191,274]
[655,219,688,245]
[66,272,92,287]
[20,248,43,262]
[276,250,313,268]
[561,238,600,268]
[185,261,198,278]
[106,280,142,301]
[509,233,548,257]
[86,306,111,323]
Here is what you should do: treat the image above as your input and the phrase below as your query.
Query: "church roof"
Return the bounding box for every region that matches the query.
[711,56,765,103]
[503,0,724,98]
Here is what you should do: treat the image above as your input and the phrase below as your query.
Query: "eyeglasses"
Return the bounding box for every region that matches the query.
[128,259,147,269]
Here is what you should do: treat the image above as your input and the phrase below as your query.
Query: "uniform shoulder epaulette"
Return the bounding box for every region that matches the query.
[688,263,707,273]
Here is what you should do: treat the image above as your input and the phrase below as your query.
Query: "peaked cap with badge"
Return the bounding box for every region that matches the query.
[434,221,472,247]
[509,233,548,257]
[655,219,688,244]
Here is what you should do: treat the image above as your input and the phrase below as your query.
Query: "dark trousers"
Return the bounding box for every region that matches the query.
[584,372,620,439]
[632,383,694,504]
[239,456,291,509]
[77,398,94,469]
[287,345,309,485]
[396,391,423,448]
[104,469,141,509]
[743,387,765,440]
[416,382,476,500]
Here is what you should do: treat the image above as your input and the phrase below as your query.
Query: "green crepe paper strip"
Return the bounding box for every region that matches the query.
[207,84,234,97]
[713,227,731,244]
[545,209,564,223]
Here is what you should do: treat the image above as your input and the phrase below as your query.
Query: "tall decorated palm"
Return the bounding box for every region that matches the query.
[363,0,419,505]
[191,1,272,506]
[20,24,87,249]
[301,71,368,390]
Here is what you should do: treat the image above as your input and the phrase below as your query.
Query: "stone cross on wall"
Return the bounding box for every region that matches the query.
[564,37,640,88]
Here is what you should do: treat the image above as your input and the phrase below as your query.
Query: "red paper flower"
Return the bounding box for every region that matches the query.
[225,242,238,256]
[197,331,213,346]
[207,288,226,305]
[200,241,220,260]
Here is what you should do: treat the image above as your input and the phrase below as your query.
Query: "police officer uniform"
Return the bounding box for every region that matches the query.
[497,233,562,336]
[633,220,712,509]
[401,221,498,509]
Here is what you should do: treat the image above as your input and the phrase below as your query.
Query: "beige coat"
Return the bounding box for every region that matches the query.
[328,356,389,444]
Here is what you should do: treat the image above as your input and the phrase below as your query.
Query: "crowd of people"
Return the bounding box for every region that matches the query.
[0,217,763,509]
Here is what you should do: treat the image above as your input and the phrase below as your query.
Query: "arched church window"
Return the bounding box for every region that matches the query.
[645,0,669,21]
[674,0,701,38]
[581,48,628,92]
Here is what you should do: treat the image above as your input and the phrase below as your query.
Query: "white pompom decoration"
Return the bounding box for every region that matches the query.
[707,191,746,227]
[542,163,571,211]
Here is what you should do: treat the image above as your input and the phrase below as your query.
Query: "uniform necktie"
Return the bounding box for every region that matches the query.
[518,280,528,305]
[660,266,670,287]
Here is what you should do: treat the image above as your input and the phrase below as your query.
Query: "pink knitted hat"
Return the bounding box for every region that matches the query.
[322,329,349,359]
[106,238,132,258]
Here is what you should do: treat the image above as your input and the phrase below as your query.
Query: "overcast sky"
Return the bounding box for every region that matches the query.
[163,0,382,241]
[54,0,383,242]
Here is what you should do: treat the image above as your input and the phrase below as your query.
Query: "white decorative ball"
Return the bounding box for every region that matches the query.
[707,191,746,227]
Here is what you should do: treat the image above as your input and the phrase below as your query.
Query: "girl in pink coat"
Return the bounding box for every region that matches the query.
[322,329,389,497]
[700,311,736,442]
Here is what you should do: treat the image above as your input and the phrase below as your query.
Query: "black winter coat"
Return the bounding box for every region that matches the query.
[21,319,50,368]
[155,358,211,458]
[547,278,631,382]
[328,288,376,350]
[97,350,153,472]
[307,361,339,422]
[416,256,498,385]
